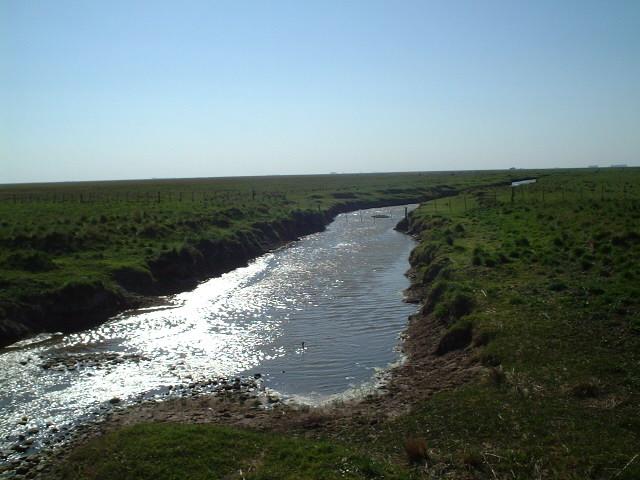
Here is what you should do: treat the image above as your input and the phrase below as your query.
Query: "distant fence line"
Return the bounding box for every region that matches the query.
[422,182,640,214]
[0,182,637,208]
[0,190,290,204]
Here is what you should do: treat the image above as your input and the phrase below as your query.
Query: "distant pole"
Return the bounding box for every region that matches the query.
[404,206,408,219]
[510,187,515,204]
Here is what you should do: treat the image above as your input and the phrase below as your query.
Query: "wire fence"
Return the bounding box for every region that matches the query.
[420,181,640,216]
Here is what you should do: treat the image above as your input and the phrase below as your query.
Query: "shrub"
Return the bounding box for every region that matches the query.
[461,449,484,471]
[509,296,524,305]
[580,259,593,271]
[572,247,585,258]
[424,280,449,314]
[473,328,496,347]
[448,291,475,318]
[428,281,476,324]
[436,320,473,355]
[548,280,567,292]
[486,366,506,386]
[4,251,56,272]
[484,257,497,267]
[420,259,451,285]
[480,351,501,366]
[404,437,429,464]
[570,381,601,398]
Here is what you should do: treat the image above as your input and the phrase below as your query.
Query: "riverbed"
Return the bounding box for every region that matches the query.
[0,205,417,459]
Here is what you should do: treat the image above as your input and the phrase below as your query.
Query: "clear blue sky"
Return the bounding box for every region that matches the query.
[1,0,639,183]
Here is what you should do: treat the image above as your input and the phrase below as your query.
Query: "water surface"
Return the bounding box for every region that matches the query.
[511,178,537,187]
[0,205,417,456]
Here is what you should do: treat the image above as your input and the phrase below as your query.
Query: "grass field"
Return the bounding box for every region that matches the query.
[378,167,640,478]
[52,423,406,480]
[47,167,640,479]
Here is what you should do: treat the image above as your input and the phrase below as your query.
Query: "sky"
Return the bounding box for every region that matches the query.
[1,0,639,183]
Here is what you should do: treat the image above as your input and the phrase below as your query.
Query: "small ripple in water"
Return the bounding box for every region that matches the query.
[0,204,418,457]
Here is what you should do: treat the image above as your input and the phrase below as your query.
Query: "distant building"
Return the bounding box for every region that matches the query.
[610,164,628,168]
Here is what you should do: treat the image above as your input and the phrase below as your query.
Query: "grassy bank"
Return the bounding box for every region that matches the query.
[0,170,520,345]
[45,167,640,480]
[381,167,640,478]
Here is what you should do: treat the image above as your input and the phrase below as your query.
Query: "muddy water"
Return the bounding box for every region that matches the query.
[0,205,418,458]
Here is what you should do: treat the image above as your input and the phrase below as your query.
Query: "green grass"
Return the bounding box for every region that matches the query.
[378,167,640,478]
[51,423,406,480]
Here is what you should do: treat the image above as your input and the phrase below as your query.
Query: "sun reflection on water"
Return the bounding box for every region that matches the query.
[0,205,418,456]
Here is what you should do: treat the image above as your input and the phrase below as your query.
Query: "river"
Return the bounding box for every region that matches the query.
[0,204,418,459]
